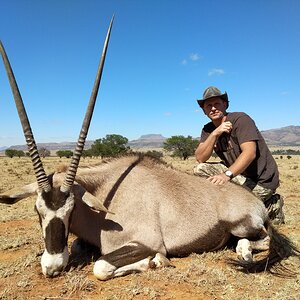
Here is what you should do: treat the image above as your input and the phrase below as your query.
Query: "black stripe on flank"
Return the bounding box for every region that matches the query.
[45,217,67,254]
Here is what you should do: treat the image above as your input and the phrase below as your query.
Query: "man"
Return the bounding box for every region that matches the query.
[194,86,284,224]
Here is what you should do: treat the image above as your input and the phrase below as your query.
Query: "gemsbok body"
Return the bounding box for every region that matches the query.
[0,18,299,280]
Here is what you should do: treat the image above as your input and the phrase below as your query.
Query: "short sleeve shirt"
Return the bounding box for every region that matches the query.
[200,112,279,190]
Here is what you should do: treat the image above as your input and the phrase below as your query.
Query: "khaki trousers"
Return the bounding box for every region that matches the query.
[193,162,274,202]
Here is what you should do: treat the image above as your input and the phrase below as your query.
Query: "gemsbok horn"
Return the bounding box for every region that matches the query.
[0,16,114,200]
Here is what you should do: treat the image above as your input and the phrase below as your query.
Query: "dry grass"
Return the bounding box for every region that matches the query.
[0,154,299,299]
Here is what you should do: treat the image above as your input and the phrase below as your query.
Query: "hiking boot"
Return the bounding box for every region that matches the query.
[265,194,285,225]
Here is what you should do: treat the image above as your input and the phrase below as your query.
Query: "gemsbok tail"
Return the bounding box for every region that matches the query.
[230,220,300,276]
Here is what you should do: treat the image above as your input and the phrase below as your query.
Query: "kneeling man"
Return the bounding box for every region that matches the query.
[194,86,284,224]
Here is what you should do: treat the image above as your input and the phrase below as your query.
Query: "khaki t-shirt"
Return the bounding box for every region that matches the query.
[200,112,279,190]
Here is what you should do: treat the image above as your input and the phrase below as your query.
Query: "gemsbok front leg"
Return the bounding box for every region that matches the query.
[93,242,172,280]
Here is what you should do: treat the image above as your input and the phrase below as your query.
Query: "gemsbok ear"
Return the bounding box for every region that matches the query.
[0,182,38,204]
[82,191,112,214]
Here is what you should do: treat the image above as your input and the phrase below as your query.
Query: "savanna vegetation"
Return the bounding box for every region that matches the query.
[4,134,201,161]
[4,149,25,158]
[163,135,199,160]
[0,151,299,299]
[272,149,300,155]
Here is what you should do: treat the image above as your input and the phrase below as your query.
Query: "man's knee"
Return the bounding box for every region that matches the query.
[251,185,274,202]
[194,163,210,176]
[194,162,226,177]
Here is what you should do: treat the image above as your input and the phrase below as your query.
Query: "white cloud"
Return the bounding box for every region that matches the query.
[208,68,225,76]
[190,53,201,61]
[280,91,288,96]
[181,59,187,65]
[164,112,172,117]
[181,53,203,65]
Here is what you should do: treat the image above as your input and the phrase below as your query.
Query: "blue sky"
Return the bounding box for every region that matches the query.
[0,0,299,147]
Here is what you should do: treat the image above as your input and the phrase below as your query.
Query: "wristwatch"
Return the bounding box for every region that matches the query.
[224,170,234,179]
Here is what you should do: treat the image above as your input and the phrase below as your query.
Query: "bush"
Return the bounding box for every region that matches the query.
[90,134,130,158]
[272,149,300,155]
[163,135,198,160]
[56,150,73,158]
[145,150,164,159]
[5,149,25,158]
[39,147,51,158]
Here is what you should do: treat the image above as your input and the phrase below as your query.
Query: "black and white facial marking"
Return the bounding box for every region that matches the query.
[35,187,75,277]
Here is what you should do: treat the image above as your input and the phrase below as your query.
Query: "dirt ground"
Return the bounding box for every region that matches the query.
[0,155,299,300]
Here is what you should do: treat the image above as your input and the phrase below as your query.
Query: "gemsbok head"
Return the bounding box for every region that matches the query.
[0,16,114,277]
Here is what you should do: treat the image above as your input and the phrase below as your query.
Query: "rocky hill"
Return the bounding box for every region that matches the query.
[1,126,299,154]
[260,126,300,146]
[127,134,166,148]
[2,141,94,152]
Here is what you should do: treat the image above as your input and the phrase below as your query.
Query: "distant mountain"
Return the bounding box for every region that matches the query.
[261,126,300,146]
[1,126,299,154]
[5,141,94,152]
[127,127,300,147]
[4,135,167,152]
[128,134,167,148]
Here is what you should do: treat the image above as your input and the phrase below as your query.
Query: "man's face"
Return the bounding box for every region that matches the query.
[203,97,227,121]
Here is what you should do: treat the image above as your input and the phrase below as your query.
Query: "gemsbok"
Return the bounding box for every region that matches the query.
[0,17,299,280]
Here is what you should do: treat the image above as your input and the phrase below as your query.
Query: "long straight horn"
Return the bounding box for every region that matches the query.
[0,41,51,192]
[61,16,114,193]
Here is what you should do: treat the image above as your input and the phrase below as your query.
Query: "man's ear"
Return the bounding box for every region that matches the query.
[0,182,38,204]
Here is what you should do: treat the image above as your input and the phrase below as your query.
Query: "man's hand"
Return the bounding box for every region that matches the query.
[213,121,232,137]
[207,173,231,185]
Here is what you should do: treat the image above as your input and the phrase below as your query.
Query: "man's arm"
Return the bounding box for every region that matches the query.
[207,141,257,185]
[195,121,233,162]
[195,135,217,163]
